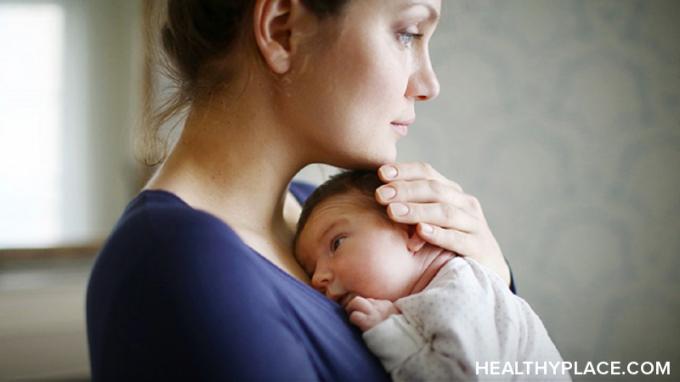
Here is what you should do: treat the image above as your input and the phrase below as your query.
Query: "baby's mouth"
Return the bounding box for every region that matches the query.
[339,293,356,309]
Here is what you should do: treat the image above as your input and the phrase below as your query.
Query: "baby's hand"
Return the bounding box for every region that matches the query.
[344,296,400,332]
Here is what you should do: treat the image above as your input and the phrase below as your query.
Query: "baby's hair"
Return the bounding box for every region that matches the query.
[293,169,387,252]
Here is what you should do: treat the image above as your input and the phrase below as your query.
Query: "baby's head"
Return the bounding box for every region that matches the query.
[294,170,430,305]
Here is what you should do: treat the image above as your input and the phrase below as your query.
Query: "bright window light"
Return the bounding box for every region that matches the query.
[0,4,64,247]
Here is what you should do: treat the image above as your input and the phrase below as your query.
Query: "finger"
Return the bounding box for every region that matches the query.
[371,299,398,313]
[387,202,479,233]
[344,295,374,315]
[375,179,469,206]
[417,223,478,256]
[378,162,462,191]
[349,311,370,330]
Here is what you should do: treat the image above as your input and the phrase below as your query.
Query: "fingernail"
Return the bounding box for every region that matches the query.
[378,186,396,201]
[381,165,397,179]
[390,203,409,216]
[420,223,433,234]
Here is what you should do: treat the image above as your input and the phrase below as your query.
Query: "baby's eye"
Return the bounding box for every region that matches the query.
[330,236,345,252]
[397,31,423,47]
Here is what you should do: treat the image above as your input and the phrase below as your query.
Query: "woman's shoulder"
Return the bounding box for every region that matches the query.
[116,189,227,234]
[88,190,278,318]
[93,190,261,281]
[114,189,240,244]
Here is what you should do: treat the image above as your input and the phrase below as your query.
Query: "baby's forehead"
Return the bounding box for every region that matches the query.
[302,192,389,239]
[304,193,368,230]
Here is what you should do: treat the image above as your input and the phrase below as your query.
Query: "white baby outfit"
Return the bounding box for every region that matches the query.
[363,257,571,381]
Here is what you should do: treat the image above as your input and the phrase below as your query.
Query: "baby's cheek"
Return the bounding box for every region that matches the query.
[369,243,418,298]
[353,257,400,298]
[352,271,387,298]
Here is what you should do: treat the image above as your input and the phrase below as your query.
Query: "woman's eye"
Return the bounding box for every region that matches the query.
[330,236,345,252]
[398,31,424,47]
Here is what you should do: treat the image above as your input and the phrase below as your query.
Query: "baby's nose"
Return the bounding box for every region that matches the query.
[311,270,332,291]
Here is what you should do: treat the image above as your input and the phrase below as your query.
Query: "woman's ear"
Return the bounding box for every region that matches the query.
[253,0,309,74]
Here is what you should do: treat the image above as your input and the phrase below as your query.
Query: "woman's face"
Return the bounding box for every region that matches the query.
[283,0,441,168]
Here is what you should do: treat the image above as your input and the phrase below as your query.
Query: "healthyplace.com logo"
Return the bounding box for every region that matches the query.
[475,361,671,377]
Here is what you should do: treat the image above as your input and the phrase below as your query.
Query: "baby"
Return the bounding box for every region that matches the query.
[294,170,571,381]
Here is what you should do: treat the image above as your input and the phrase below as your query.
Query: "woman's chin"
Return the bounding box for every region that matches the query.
[372,147,398,167]
[339,149,397,170]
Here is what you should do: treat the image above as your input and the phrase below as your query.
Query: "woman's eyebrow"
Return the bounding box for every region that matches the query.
[400,1,440,22]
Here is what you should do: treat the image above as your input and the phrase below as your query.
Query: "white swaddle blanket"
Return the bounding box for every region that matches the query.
[363,257,571,381]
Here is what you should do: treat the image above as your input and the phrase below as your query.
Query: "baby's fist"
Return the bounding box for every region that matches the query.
[344,296,400,332]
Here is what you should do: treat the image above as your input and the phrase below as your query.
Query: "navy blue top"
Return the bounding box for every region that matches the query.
[86,181,390,381]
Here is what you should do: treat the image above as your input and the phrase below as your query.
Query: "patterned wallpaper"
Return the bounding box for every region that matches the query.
[301,1,679,380]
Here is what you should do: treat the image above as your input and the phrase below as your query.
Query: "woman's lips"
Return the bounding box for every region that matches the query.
[391,122,409,136]
[391,118,414,137]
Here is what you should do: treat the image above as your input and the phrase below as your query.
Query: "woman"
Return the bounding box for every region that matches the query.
[87,0,513,380]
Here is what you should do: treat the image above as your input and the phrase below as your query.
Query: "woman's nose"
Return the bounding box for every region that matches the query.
[406,53,440,101]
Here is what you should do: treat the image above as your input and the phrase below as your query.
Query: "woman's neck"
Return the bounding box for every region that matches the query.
[145,90,307,241]
[409,245,455,295]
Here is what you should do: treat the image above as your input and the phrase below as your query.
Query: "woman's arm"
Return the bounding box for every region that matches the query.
[374,162,513,289]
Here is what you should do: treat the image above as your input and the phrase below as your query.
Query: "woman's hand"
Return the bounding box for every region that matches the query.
[375,162,511,286]
[344,296,400,332]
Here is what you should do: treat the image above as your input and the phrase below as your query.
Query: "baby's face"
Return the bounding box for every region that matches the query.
[295,191,422,305]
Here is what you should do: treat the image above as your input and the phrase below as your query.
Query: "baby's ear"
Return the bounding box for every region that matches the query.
[406,225,426,253]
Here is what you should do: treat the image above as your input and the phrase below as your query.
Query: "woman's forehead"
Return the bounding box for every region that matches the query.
[351,0,441,16]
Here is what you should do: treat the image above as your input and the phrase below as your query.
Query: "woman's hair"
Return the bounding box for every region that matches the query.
[293,169,389,251]
[142,0,351,165]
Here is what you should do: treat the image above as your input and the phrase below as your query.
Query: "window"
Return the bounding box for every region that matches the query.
[0,3,65,247]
